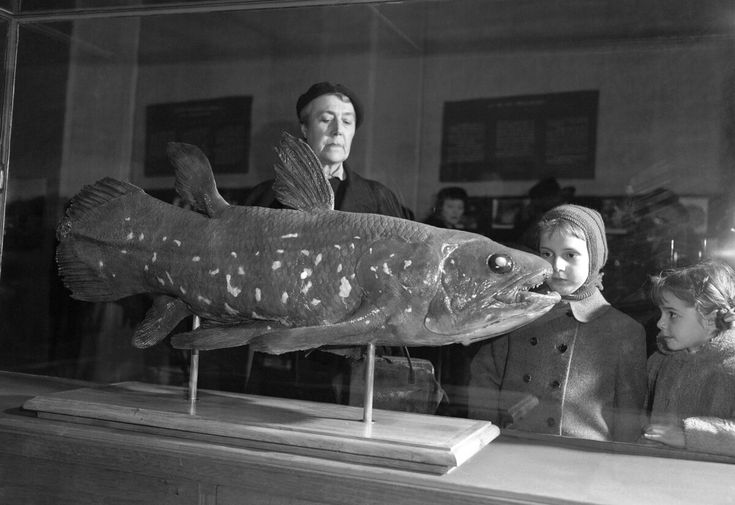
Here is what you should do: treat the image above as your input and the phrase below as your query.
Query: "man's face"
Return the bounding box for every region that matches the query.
[300,94,356,171]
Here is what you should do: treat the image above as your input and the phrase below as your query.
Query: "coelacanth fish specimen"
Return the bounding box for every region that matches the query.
[55,132,561,355]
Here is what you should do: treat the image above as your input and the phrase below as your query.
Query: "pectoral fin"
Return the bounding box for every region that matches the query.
[249,307,388,355]
[133,295,192,349]
[170,320,286,351]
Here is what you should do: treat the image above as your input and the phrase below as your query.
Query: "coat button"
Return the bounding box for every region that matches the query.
[557,344,568,353]
[550,380,560,389]
[530,337,538,346]
[523,374,532,383]
[546,417,556,427]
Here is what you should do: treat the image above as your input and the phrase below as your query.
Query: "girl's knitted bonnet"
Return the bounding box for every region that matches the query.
[540,204,608,301]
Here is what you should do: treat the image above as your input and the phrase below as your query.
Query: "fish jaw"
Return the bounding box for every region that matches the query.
[423,237,561,345]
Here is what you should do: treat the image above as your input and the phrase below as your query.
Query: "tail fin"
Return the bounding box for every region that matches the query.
[56,178,146,302]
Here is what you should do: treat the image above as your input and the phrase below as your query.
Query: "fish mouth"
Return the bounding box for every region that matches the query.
[425,270,561,343]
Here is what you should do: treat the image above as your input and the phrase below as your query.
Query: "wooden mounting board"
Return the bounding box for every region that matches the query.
[22,381,498,474]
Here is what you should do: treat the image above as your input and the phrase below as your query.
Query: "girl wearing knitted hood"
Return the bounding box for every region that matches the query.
[469,204,647,442]
[641,260,735,456]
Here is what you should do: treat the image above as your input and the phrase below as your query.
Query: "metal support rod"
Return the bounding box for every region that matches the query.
[363,343,376,424]
[188,316,201,414]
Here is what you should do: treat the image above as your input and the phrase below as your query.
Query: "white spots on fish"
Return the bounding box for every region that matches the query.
[138,233,145,241]
[255,288,262,302]
[162,236,167,242]
[310,299,321,306]
[226,274,242,297]
[156,276,165,286]
[144,264,149,272]
[300,250,310,256]
[125,217,131,222]
[369,247,373,255]
[334,244,341,250]
[370,266,378,273]
[272,261,282,270]
[404,260,412,269]
[152,252,157,263]
[173,240,182,247]
[209,268,219,276]
[126,232,134,240]
[276,249,284,254]
[339,277,352,298]
[301,281,312,295]
[180,286,187,295]
[353,236,361,240]
[231,251,237,258]
[120,249,128,254]
[165,271,174,285]
[300,269,312,280]
[449,259,456,266]
[266,325,272,331]
[98,260,104,269]
[197,295,212,305]
[382,263,392,275]
[224,303,238,315]
[350,243,355,251]
[389,253,395,258]
[281,233,299,239]
[255,251,260,256]
[314,253,322,266]
[281,292,289,304]
[111,273,116,278]
[238,266,245,275]
[191,256,201,262]
[337,264,343,273]
[405,307,412,313]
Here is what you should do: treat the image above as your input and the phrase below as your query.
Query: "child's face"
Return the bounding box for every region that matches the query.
[440,199,465,226]
[656,291,714,353]
[539,230,590,296]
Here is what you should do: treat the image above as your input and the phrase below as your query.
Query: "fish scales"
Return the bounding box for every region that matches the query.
[56,133,561,353]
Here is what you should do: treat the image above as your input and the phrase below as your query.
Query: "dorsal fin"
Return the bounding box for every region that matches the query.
[273,131,334,212]
[167,142,230,218]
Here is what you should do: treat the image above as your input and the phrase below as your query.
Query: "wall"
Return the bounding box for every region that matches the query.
[415,39,735,217]
[55,9,735,221]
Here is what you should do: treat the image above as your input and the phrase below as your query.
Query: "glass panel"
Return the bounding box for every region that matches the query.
[2,0,735,461]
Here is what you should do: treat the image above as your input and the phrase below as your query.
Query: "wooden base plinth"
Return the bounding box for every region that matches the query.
[22,382,498,474]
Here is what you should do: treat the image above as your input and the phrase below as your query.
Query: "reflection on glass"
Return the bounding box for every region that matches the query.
[0,1,734,463]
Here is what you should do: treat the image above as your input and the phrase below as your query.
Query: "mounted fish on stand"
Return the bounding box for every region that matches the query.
[54,131,560,429]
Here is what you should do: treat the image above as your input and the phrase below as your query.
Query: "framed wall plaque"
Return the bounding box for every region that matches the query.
[440,91,598,182]
[145,96,252,177]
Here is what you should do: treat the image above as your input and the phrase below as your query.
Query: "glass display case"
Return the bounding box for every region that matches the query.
[1,1,734,503]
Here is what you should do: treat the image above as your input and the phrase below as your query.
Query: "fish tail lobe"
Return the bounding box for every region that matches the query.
[56,178,147,301]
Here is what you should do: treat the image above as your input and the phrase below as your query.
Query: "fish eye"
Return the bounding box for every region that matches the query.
[488,253,513,274]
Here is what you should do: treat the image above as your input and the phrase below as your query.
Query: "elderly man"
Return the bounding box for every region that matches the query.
[245,81,410,218]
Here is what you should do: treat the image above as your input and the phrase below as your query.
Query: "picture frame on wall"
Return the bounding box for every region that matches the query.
[439,90,598,182]
[144,96,252,177]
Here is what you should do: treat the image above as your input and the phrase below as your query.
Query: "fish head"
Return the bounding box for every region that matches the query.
[424,236,561,344]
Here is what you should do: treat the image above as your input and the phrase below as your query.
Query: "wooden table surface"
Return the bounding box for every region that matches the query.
[1,371,734,505]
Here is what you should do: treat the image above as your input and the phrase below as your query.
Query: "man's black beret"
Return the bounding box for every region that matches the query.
[296,82,363,128]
